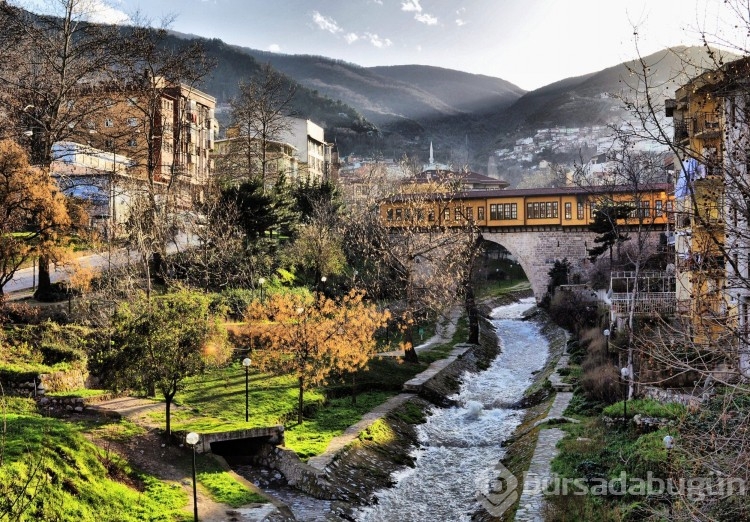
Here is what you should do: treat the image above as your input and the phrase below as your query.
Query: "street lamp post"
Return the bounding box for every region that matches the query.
[258,277,266,302]
[603,328,610,356]
[185,432,199,522]
[620,367,630,420]
[663,435,674,517]
[242,357,252,422]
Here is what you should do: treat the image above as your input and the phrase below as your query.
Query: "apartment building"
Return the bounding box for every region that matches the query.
[212,133,299,186]
[72,79,218,201]
[666,59,750,368]
[281,118,338,183]
[667,68,728,346]
[51,79,218,235]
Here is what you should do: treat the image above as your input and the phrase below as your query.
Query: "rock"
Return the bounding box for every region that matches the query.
[74,406,84,413]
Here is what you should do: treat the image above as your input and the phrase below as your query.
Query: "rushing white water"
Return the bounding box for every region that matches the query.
[357,297,548,521]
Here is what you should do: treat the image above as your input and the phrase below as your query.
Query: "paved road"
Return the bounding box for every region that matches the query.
[3,233,197,295]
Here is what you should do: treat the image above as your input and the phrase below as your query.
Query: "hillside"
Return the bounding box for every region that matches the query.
[159,35,378,139]
[491,46,736,139]
[227,48,525,126]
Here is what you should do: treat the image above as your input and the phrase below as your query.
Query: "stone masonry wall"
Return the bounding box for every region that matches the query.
[483,229,663,301]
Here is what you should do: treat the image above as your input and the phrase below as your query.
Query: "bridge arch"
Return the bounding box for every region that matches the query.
[481,229,597,301]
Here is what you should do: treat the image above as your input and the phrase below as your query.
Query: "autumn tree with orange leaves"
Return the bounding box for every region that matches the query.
[0,140,83,296]
[244,290,389,425]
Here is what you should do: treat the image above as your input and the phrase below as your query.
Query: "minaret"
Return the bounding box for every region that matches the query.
[429,141,434,166]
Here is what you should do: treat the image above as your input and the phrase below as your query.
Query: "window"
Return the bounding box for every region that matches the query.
[395,208,402,221]
[127,138,137,147]
[590,203,597,218]
[128,118,139,127]
[405,208,412,221]
[527,201,558,219]
[638,201,650,218]
[127,97,138,106]
[104,139,114,149]
[104,119,113,128]
[577,202,584,220]
[454,207,461,221]
[466,207,473,222]
[490,203,516,220]
[655,200,663,217]
[565,202,572,220]
[443,208,450,221]
[386,209,393,221]
[428,210,435,221]
[478,207,485,221]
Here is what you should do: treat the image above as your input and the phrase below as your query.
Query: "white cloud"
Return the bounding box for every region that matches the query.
[268,44,281,52]
[455,18,466,26]
[401,0,422,13]
[77,0,130,24]
[371,0,383,4]
[345,33,359,44]
[456,7,466,14]
[312,11,342,34]
[365,33,393,48]
[414,13,438,25]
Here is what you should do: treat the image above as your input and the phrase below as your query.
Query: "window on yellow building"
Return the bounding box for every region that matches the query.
[478,206,485,221]
[565,202,572,220]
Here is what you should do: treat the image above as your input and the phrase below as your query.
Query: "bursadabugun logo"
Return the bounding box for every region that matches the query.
[475,460,519,517]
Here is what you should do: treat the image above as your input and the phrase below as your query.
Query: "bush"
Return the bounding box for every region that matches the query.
[218,288,257,319]
[580,363,621,403]
[548,289,599,334]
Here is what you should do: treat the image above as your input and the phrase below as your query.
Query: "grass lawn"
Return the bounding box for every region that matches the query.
[138,280,528,461]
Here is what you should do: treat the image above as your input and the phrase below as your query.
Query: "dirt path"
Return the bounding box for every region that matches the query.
[377,305,462,357]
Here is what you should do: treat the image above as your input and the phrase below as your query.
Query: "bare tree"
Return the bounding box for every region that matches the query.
[222,63,296,189]
[344,159,467,363]
[115,19,215,298]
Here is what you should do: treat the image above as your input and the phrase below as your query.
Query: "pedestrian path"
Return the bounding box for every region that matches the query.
[514,340,575,522]
[377,306,460,357]
[306,393,414,470]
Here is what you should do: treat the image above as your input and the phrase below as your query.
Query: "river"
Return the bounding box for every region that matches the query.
[356,297,549,521]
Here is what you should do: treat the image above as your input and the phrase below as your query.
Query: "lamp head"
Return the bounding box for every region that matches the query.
[242,357,251,368]
[663,435,674,450]
[620,367,630,379]
[186,432,199,445]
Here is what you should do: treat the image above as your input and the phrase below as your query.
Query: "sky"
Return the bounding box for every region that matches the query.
[16,0,749,91]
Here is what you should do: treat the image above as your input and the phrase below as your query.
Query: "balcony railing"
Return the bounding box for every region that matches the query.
[611,292,677,316]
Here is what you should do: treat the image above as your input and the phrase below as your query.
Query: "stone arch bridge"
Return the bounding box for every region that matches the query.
[479,226,665,300]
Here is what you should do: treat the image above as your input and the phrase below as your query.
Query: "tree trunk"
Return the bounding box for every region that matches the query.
[33,255,52,299]
[351,372,357,405]
[165,393,173,440]
[403,325,419,363]
[298,376,304,425]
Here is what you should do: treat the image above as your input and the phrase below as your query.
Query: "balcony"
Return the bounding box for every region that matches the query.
[674,121,689,142]
[610,292,677,317]
[693,112,722,139]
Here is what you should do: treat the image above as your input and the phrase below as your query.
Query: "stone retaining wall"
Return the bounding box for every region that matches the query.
[2,368,89,397]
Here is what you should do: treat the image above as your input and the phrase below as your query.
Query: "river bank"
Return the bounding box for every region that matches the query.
[234,288,560,521]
